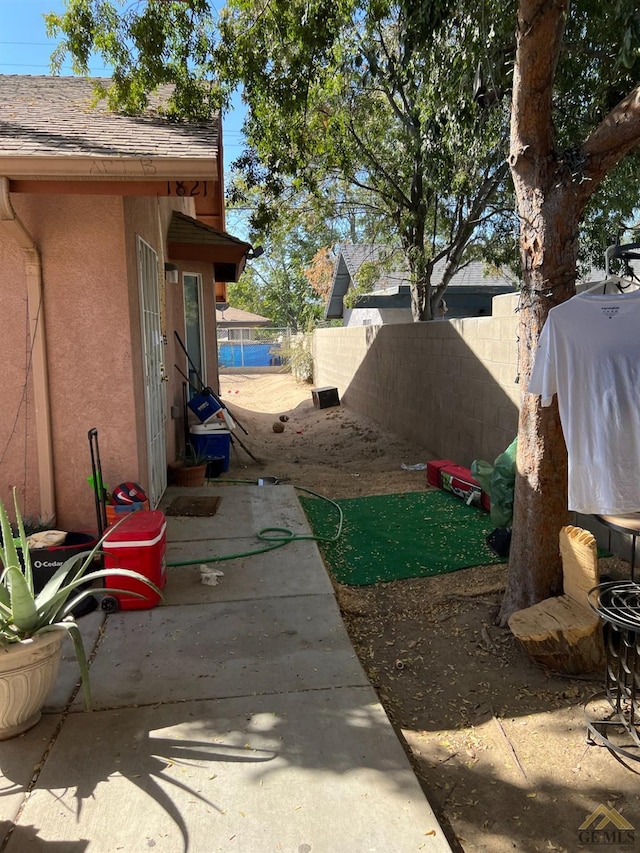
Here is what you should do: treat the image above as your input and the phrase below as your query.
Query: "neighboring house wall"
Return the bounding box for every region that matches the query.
[344,307,412,326]
[314,293,520,467]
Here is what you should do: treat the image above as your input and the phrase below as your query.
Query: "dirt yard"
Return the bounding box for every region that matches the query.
[219,371,640,853]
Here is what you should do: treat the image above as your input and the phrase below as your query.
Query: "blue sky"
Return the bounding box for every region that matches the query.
[0,1,247,174]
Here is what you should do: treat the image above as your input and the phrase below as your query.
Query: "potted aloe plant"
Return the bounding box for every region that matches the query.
[168,442,208,487]
[0,489,161,740]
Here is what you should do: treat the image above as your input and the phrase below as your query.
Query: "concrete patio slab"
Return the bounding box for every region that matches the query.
[0,713,61,843]
[1,484,452,852]
[9,689,451,853]
[163,484,315,543]
[164,538,334,604]
[70,595,369,710]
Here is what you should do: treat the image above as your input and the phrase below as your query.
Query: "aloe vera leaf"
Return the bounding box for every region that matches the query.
[6,567,39,633]
[58,622,92,711]
[0,499,19,572]
[12,490,33,594]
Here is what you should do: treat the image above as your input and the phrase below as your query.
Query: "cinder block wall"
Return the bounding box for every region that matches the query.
[313,293,521,467]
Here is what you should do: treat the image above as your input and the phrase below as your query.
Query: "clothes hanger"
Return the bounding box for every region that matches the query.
[581,241,640,294]
[582,275,625,294]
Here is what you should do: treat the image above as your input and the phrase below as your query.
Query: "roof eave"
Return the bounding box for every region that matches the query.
[0,155,218,181]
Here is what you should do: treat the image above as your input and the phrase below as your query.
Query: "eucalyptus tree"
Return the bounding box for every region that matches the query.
[500,0,640,621]
[218,0,513,320]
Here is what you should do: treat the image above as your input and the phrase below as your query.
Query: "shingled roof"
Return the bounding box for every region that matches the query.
[325,244,516,319]
[0,75,219,177]
[215,306,272,328]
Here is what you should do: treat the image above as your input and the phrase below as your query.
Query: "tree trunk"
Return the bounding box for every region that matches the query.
[409,255,433,321]
[410,281,431,321]
[498,0,573,624]
[499,0,640,623]
[498,188,577,624]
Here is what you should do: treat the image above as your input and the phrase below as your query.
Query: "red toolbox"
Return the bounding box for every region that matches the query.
[103,510,167,611]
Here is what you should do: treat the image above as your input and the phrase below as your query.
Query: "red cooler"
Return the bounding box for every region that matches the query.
[103,510,167,611]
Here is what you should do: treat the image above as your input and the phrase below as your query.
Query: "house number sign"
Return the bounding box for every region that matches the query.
[166,181,211,197]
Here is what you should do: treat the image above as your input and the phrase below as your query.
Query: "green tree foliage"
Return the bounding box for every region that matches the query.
[218,0,515,319]
[227,256,322,332]
[47,0,225,118]
[226,190,330,330]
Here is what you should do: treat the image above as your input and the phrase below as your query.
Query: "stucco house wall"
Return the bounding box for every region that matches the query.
[0,191,222,531]
[0,193,135,528]
[0,225,38,516]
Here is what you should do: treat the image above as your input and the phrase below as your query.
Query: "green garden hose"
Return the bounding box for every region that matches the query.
[166,480,343,567]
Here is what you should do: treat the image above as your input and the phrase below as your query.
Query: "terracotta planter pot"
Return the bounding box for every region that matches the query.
[168,462,207,487]
[0,631,65,740]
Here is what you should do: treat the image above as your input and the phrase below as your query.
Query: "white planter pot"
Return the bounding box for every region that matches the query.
[0,631,65,740]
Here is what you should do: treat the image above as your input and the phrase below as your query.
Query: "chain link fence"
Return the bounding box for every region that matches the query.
[217,327,292,369]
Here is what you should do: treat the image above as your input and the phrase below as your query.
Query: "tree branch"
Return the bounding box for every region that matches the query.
[579,86,640,203]
[344,117,413,209]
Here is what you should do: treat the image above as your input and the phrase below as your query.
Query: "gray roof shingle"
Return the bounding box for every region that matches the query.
[168,211,249,248]
[0,76,219,159]
[325,243,517,319]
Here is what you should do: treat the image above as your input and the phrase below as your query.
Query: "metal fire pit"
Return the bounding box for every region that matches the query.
[585,581,640,761]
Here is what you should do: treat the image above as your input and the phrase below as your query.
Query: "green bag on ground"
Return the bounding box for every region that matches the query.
[471,437,517,529]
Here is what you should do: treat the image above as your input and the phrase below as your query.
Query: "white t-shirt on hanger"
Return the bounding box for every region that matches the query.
[528,289,640,514]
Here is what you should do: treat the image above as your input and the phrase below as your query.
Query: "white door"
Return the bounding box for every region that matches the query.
[138,237,167,507]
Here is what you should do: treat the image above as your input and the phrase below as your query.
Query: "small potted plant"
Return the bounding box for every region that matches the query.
[0,489,162,740]
[168,442,208,487]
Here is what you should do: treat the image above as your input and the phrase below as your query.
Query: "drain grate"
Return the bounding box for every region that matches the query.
[165,496,221,517]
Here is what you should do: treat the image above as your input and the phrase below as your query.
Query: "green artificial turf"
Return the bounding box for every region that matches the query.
[300,489,505,586]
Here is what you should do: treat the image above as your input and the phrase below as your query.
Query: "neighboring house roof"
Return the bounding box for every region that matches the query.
[325,244,515,319]
[0,75,219,178]
[325,245,410,319]
[216,307,272,328]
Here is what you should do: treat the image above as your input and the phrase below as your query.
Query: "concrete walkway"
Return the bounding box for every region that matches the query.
[0,484,452,852]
